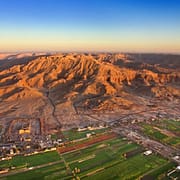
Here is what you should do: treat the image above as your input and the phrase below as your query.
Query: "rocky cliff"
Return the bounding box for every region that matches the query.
[0,53,179,138]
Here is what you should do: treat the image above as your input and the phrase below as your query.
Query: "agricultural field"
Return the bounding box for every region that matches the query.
[141,161,177,180]
[61,137,175,180]
[139,119,180,147]
[2,162,69,180]
[62,128,108,141]
[1,130,178,180]
[155,119,180,134]
[0,151,61,169]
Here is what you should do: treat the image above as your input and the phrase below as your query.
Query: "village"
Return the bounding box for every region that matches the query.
[0,115,180,179]
[0,122,107,160]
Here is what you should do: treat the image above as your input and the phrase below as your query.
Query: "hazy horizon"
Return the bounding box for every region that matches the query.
[1,50,180,56]
[0,0,180,53]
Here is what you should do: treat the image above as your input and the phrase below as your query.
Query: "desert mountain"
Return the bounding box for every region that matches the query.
[0,53,179,140]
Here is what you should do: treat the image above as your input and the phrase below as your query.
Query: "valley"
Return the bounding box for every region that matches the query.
[0,53,179,179]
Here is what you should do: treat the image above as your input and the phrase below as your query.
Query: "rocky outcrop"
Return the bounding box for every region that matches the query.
[0,53,179,136]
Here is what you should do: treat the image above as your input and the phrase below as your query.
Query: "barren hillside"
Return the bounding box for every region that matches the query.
[0,53,179,140]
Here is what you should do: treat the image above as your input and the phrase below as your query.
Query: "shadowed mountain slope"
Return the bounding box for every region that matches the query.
[0,53,179,138]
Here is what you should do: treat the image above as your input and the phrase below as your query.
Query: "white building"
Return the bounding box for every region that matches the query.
[143,150,152,156]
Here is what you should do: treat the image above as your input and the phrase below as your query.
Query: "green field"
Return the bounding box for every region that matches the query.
[140,120,180,147]
[141,161,177,180]
[3,162,70,180]
[62,128,108,141]
[0,151,61,169]
[61,137,172,180]
[1,133,177,180]
[155,119,180,133]
[84,154,167,180]
[141,124,168,140]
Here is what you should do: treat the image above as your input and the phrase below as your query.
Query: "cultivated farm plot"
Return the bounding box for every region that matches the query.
[0,151,61,169]
[62,128,108,141]
[1,134,177,180]
[140,119,180,147]
[141,161,177,180]
[157,119,180,133]
[3,162,70,180]
[61,136,173,180]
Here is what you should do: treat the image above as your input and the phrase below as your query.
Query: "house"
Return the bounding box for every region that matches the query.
[77,127,88,132]
[143,150,152,156]
[176,166,180,171]
[19,128,30,135]
[86,133,91,138]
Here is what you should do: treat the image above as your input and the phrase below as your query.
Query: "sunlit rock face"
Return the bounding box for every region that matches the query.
[0,53,179,137]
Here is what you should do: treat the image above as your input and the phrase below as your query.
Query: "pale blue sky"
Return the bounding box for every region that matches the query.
[0,0,180,53]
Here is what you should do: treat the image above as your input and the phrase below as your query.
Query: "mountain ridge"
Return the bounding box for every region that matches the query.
[0,53,179,140]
